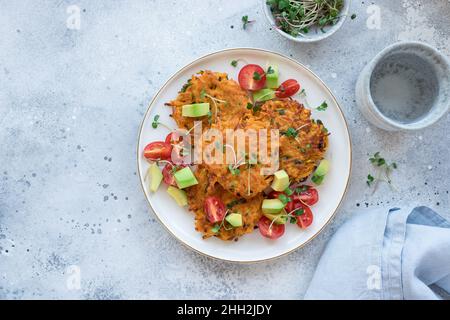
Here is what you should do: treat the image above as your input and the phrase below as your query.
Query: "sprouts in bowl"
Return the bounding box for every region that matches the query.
[262,0,351,43]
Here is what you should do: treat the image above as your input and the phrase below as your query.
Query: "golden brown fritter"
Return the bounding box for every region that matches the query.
[250,99,329,181]
[187,166,263,241]
[168,70,251,132]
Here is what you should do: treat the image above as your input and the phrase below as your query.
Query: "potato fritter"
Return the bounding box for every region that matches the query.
[168,70,251,132]
[187,165,263,241]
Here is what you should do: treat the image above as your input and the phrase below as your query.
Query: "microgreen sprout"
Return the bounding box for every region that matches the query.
[228,164,241,176]
[282,127,298,138]
[367,152,398,192]
[151,114,173,131]
[267,0,344,37]
[253,71,262,81]
[316,101,328,111]
[242,15,254,29]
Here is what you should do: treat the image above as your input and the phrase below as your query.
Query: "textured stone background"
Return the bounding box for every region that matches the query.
[0,0,449,299]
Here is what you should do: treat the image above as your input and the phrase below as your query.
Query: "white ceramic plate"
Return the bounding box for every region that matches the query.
[137,48,351,263]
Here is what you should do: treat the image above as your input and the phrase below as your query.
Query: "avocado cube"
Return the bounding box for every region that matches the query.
[312,159,329,185]
[263,211,288,225]
[149,163,163,192]
[262,199,285,214]
[182,103,210,117]
[167,186,188,207]
[271,170,290,192]
[174,167,199,189]
[253,88,275,102]
[266,65,279,89]
[225,213,243,227]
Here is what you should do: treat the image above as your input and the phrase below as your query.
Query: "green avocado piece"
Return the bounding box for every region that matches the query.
[253,88,275,102]
[262,199,285,214]
[182,103,210,117]
[174,167,199,189]
[149,163,163,192]
[225,213,243,227]
[167,186,188,206]
[271,169,290,192]
[266,65,279,88]
[315,159,330,176]
[263,211,288,225]
[312,159,329,185]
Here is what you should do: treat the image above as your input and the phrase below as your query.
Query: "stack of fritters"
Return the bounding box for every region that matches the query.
[168,71,328,240]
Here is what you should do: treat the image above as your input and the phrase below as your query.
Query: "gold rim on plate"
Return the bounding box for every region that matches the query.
[136,47,352,264]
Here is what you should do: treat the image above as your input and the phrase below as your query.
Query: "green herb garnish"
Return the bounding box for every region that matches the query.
[267,66,274,74]
[312,174,324,185]
[242,15,254,29]
[228,164,240,176]
[253,71,262,81]
[283,127,298,138]
[180,79,192,93]
[267,0,344,37]
[316,101,328,111]
[295,186,308,193]
[367,152,398,190]
[351,13,357,20]
[366,174,375,187]
[284,187,294,196]
[278,194,291,205]
[231,60,238,67]
[152,115,160,129]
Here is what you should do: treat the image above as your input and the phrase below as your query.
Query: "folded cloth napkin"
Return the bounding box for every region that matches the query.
[304,206,450,300]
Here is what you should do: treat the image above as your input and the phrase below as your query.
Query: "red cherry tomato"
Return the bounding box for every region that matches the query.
[238,64,266,91]
[162,163,186,186]
[165,132,184,145]
[165,133,175,144]
[297,205,313,229]
[275,79,300,98]
[285,197,300,215]
[143,141,172,161]
[258,216,285,239]
[204,196,226,223]
[293,186,319,206]
[166,132,191,165]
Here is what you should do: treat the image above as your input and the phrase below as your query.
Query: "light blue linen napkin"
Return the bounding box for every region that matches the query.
[304,206,450,300]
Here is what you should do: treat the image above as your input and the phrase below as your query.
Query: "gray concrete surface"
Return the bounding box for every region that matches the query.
[0,0,449,299]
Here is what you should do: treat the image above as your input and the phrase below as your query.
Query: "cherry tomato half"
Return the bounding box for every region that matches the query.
[204,196,226,224]
[296,205,313,229]
[162,163,186,186]
[258,216,285,240]
[238,64,266,91]
[285,196,301,215]
[275,79,300,98]
[293,186,319,206]
[143,141,172,161]
[165,132,183,145]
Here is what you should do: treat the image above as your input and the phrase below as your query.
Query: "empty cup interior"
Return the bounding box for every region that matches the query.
[369,52,439,124]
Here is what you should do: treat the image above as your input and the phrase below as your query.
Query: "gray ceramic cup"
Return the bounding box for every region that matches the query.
[356,41,450,131]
